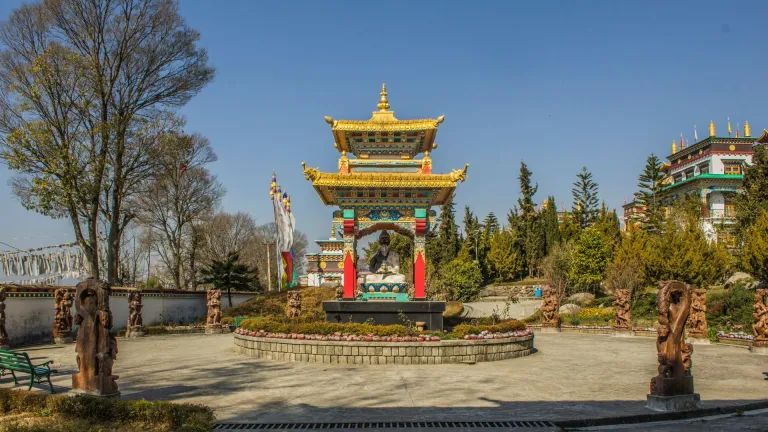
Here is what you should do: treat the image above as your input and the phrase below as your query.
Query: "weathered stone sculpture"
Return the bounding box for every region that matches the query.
[335,287,343,301]
[126,292,144,338]
[540,285,560,331]
[286,290,301,318]
[53,288,74,344]
[751,288,768,355]
[687,289,709,344]
[647,280,699,411]
[613,289,632,333]
[71,278,119,398]
[0,288,8,349]
[205,289,223,334]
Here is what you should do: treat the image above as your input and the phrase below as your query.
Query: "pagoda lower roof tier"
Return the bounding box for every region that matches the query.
[666,136,755,161]
[661,173,743,192]
[302,163,468,207]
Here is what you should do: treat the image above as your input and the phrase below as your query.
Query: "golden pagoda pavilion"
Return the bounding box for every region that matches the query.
[302,85,467,328]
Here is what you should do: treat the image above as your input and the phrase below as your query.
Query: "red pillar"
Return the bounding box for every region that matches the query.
[414,250,425,299]
[343,250,356,299]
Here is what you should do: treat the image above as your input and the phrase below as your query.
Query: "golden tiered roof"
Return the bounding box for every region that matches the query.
[303,85,468,208]
[324,84,444,159]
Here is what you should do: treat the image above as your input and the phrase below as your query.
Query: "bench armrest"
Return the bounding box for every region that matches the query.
[35,360,54,370]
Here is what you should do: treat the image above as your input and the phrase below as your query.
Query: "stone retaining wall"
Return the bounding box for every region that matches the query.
[234,334,534,364]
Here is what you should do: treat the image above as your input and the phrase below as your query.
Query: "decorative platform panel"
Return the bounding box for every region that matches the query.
[234,333,534,364]
[364,282,408,293]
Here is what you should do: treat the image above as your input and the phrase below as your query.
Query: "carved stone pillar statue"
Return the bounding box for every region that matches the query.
[53,288,74,344]
[750,288,768,355]
[540,285,560,332]
[0,288,8,349]
[126,292,144,338]
[647,280,700,411]
[71,278,119,398]
[286,290,301,318]
[205,289,223,334]
[613,289,632,335]
[687,289,709,344]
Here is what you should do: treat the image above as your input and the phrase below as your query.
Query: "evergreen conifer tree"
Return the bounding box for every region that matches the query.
[199,252,259,307]
[571,166,600,229]
[736,144,768,237]
[541,196,561,255]
[636,154,666,232]
[462,206,481,261]
[436,196,460,266]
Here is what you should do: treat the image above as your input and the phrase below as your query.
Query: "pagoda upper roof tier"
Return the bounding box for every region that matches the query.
[324,84,444,159]
[301,162,468,207]
[666,136,755,161]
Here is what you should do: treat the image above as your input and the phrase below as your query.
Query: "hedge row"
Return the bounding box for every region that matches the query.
[452,320,526,338]
[239,317,412,336]
[0,389,213,431]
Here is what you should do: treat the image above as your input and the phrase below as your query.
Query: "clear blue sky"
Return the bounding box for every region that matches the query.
[1,0,767,254]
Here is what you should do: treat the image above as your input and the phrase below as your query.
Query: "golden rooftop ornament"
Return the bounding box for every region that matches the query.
[745,121,751,137]
[377,83,390,112]
[709,120,715,137]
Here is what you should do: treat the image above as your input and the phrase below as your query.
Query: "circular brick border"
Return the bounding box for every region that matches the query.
[233,333,534,364]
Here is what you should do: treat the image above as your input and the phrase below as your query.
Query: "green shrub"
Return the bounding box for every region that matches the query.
[452,319,525,338]
[631,291,657,321]
[593,295,616,307]
[443,257,484,302]
[223,287,336,321]
[239,318,413,336]
[0,389,214,431]
[707,284,753,331]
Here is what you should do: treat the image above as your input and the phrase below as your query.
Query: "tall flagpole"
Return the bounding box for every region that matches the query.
[266,242,271,292]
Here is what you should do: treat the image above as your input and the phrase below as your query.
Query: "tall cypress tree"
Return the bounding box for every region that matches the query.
[517,162,543,277]
[572,166,600,229]
[436,196,460,266]
[461,206,481,261]
[541,196,561,254]
[637,154,665,232]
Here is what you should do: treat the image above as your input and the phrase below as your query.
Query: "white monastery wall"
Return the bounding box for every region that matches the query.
[3,287,256,347]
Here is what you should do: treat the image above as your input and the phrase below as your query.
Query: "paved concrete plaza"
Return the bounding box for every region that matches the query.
[6,333,767,424]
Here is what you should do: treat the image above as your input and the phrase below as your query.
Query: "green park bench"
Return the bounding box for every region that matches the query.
[0,349,58,393]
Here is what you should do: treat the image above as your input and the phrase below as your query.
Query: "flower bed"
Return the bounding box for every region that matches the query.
[716,331,754,341]
[233,327,532,343]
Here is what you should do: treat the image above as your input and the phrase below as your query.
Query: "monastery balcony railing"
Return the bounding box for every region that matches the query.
[706,209,737,221]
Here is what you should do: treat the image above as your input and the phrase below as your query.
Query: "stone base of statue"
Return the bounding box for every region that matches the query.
[126,327,145,338]
[750,341,768,355]
[540,326,560,333]
[687,336,710,345]
[646,393,701,412]
[613,327,635,337]
[69,387,121,399]
[205,325,224,334]
[323,300,445,331]
[54,336,73,344]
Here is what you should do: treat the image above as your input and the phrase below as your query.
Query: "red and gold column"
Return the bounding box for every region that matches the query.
[413,209,427,300]
[342,209,357,299]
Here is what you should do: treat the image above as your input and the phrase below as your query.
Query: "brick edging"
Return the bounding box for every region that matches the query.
[233,334,535,364]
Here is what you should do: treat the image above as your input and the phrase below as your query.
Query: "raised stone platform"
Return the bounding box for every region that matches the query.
[234,333,534,364]
[646,393,701,412]
[323,300,445,331]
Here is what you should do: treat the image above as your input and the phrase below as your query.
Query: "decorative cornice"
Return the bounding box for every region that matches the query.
[302,164,468,188]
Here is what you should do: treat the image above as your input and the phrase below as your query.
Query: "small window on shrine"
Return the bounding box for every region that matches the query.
[381,192,387,197]
[357,192,363,197]
[404,192,412,198]
[368,138,376,143]
[724,163,741,174]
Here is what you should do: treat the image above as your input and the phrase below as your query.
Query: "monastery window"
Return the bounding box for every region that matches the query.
[724,163,741,175]
[697,163,709,175]
[684,168,695,179]
[718,232,737,248]
[724,196,736,217]
[673,174,683,183]
[404,192,412,198]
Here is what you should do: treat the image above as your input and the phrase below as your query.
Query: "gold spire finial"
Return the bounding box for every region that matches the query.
[709,120,716,137]
[672,140,677,154]
[377,83,390,112]
[745,121,751,137]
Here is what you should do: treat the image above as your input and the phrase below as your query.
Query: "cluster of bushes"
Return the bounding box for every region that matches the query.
[0,389,213,431]
[223,287,336,321]
[707,285,754,332]
[562,307,614,326]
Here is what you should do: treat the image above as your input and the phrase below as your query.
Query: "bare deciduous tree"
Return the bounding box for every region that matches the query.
[0,0,214,281]
[135,133,224,289]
